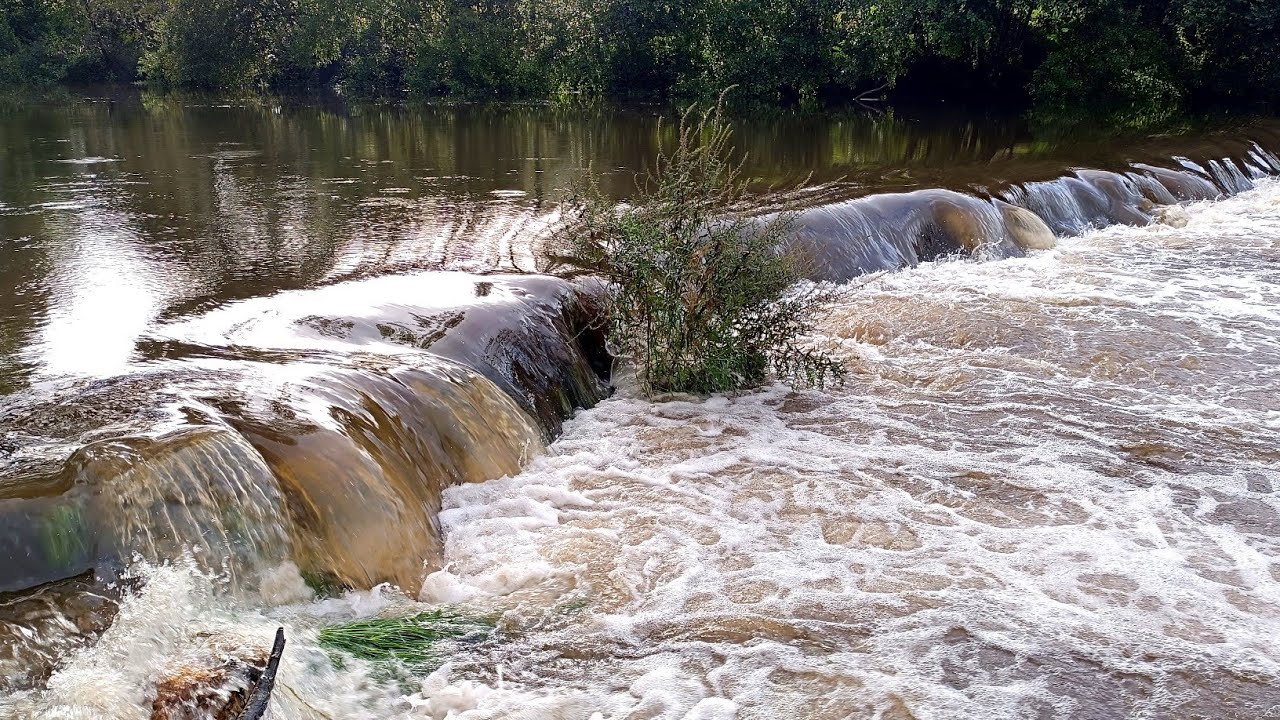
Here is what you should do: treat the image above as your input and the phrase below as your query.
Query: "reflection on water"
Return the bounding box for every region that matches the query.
[37,214,168,379]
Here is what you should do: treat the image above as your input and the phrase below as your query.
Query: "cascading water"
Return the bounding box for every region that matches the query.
[782,189,1027,282]
[2,103,1279,718]
[0,272,608,693]
[776,131,1280,283]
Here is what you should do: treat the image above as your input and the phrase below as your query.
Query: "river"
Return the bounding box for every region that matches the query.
[1,89,1278,719]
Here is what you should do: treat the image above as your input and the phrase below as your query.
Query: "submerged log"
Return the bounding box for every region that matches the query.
[151,655,263,720]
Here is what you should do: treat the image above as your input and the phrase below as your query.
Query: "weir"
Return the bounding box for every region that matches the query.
[0,273,608,688]
[783,132,1280,281]
[2,124,1280,693]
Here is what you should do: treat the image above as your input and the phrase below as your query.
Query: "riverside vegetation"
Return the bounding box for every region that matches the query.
[2,0,1279,126]
[314,95,845,671]
[544,94,845,395]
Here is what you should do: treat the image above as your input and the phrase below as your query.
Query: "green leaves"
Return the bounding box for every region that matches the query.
[2,0,1275,121]
[317,608,493,671]
[545,94,845,396]
[0,0,89,86]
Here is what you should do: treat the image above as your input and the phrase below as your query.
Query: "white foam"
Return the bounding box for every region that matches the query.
[397,179,1280,717]
[256,561,315,606]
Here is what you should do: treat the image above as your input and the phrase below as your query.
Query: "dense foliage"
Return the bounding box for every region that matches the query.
[543,96,845,395]
[2,0,1278,123]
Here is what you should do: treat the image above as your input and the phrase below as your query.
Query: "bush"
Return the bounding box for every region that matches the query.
[0,0,86,87]
[139,0,273,90]
[1029,4,1185,131]
[542,92,844,396]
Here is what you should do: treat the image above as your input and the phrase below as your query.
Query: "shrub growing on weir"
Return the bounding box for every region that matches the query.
[542,92,845,396]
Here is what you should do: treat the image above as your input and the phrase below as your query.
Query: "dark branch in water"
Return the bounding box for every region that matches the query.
[239,628,285,720]
[854,83,889,102]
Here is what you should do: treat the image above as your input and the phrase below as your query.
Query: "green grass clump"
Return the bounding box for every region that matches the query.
[40,504,89,569]
[317,609,493,671]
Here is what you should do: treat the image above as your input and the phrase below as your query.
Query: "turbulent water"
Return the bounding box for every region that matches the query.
[6,179,1278,719]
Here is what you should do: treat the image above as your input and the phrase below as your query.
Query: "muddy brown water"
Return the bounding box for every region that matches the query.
[1,89,1279,717]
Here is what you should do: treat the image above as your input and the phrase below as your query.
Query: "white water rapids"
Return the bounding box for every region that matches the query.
[6,181,1280,719]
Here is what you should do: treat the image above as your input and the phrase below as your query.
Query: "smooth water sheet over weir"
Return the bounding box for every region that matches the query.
[0,272,608,688]
[784,129,1280,281]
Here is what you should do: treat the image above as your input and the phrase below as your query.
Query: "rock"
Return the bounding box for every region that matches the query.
[934,200,988,251]
[150,646,267,720]
[0,572,119,692]
[1208,498,1280,534]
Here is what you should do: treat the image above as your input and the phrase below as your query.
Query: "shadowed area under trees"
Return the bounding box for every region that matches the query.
[1,0,1278,126]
